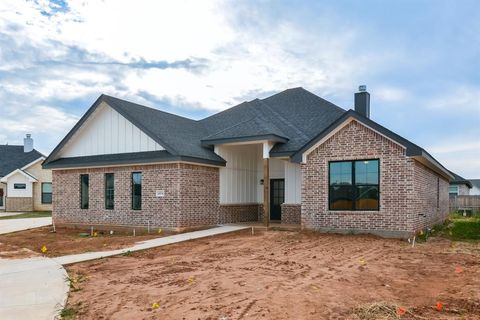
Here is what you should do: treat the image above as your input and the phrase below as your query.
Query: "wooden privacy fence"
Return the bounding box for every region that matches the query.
[449,195,480,212]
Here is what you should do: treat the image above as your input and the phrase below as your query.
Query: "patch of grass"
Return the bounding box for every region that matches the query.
[417,214,480,241]
[0,211,51,220]
[448,216,480,240]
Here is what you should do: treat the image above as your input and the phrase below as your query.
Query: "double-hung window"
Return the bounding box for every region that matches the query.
[41,182,52,204]
[329,159,380,210]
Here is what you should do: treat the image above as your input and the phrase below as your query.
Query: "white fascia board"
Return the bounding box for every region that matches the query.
[21,156,46,170]
[0,169,38,182]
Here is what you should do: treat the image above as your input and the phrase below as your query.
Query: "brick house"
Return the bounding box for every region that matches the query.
[1,135,53,212]
[43,87,453,237]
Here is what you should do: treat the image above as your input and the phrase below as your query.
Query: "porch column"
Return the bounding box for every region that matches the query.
[263,158,270,227]
[262,142,274,227]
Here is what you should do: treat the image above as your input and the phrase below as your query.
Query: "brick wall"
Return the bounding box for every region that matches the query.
[301,120,448,237]
[219,204,260,223]
[178,164,220,227]
[6,197,33,211]
[281,204,301,224]
[411,161,449,231]
[52,163,220,229]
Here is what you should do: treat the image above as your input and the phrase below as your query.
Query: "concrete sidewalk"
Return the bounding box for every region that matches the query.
[0,257,69,320]
[0,224,248,319]
[0,217,52,235]
[53,224,248,265]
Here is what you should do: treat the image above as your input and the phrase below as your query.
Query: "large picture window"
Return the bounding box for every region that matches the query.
[80,174,89,209]
[41,183,52,204]
[131,172,142,210]
[329,159,379,210]
[105,173,114,210]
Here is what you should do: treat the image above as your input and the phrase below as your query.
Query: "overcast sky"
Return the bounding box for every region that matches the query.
[0,0,479,177]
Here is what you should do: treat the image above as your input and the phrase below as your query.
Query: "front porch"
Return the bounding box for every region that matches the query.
[214,142,302,226]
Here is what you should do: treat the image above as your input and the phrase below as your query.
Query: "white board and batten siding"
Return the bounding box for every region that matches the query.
[284,161,301,204]
[216,144,302,205]
[59,102,164,158]
[216,144,261,204]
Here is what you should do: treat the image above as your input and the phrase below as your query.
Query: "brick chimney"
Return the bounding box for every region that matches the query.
[354,85,370,118]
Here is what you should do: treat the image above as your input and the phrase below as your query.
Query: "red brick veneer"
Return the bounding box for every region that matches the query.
[301,120,449,237]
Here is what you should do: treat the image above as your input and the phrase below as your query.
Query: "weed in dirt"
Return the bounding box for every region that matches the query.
[60,302,82,319]
[65,270,87,293]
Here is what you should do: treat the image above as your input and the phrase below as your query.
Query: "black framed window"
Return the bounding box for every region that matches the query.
[131,172,142,210]
[14,183,26,189]
[41,182,52,204]
[105,173,114,210]
[80,174,89,209]
[329,159,379,210]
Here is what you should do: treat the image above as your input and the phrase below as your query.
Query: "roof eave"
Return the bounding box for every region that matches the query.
[43,154,226,170]
[201,134,289,147]
[408,151,455,181]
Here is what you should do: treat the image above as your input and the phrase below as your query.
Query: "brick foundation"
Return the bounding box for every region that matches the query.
[281,204,301,224]
[219,204,260,223]
[301,120,449,238]
[5,197,33,212]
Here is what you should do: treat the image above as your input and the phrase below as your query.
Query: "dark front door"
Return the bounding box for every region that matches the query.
[270,179,284,221]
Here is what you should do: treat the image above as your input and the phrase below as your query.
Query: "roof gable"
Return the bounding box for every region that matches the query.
[0,168,38,182]
[57,101,164,158]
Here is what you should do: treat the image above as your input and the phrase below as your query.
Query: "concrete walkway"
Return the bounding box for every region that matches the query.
[0,257,69,320]
[0,224,248,319]
[0,217,52,235]
[53,225,248,265]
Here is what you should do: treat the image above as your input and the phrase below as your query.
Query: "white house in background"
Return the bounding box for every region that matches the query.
[469,179,480,195]
[0,135,52,212]
[448,170,472,196]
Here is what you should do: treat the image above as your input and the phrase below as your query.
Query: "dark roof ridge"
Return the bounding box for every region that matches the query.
[255,99,309,141]
[101,94,197,123]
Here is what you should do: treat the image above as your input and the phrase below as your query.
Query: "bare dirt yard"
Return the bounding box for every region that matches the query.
[0,226,174,258]
[64,229,480,319]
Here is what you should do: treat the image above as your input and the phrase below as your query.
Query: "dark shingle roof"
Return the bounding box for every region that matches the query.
[448,170,473,188]
[102,95,225,163]
[200,88,345,154]
[43,87,452,179]
[0,145,44,177]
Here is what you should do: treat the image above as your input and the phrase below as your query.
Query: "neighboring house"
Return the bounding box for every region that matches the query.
[0,135,52,212]
[448,171,472,196]
[469,179,480,196]
[43,87,453,238]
